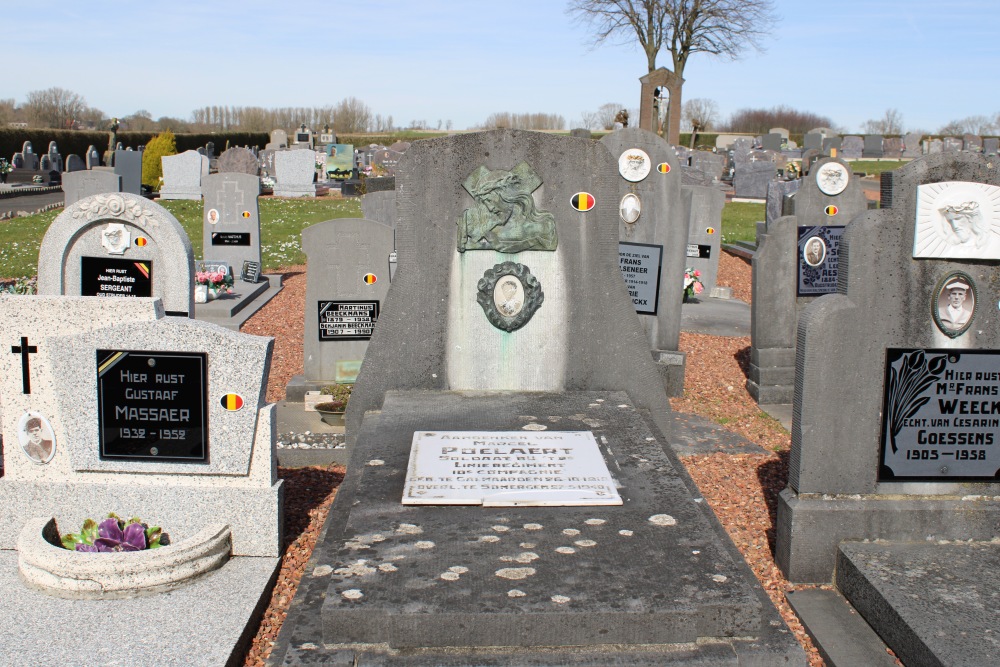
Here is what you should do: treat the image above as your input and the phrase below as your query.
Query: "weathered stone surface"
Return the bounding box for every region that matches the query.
[160,150,203,200]
[216,147,259,175]
[273,149,316,197]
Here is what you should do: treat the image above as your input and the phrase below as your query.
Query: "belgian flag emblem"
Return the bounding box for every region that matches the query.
[571,192,595,211]
[657,162,671,174]
[825,205,839,216]
[242,211,251,218]
[706,227,716,235]
[363,273,377,285]
[220,393,244,411]
[135,237,148,247]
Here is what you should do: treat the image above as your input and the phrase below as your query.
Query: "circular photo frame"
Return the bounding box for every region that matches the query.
[17,411,56,464]
[933,271,977,338]
[206,208,220,225]
[802,236,827,267]
[476,261,544,332]
[619,193,641,224]
[815,161,849,196]
[618,148,651,182]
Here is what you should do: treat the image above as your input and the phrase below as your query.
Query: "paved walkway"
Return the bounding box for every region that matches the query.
[0,188,64,217]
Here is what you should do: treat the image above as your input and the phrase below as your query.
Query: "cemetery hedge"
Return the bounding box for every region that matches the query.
[0,129,268,164]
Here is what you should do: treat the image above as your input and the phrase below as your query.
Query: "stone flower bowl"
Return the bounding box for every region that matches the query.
[17,517,231,599]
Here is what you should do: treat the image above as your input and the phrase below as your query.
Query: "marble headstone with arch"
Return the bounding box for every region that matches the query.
[37,192,194,317]
[749,156,868,405]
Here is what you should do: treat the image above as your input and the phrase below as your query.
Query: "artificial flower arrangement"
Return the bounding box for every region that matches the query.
[683,267,704,300]
[61,513,169,552]
[195,268,234,294]
[0,158,13,175]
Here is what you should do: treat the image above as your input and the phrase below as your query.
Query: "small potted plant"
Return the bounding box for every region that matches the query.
[683,267,704,302]
[60,513,168,552]
[0,158,12,184]
[314,383,352,425]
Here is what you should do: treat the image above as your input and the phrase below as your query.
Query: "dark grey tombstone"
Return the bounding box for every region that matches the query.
[690,151,724,180]
[387,141,410,153]
[731,137,754,163]
[569,128,592,139]
[216,147,260,175]
[766,179,801,228]
[883,137,903,158]
[196,147,206,156]
[749,157,867,405]
[963,134,983,152]
[47,141,63,172]
[290,218,394,396]
[258,149,276,176]
[803,133,823,151]
[21,141,39,170]
[801,149,822,174]
[777,152,1000,585]
[681,168,714,187]
[841,136,864,159]
[928,138,944,154]
[903,132,924,158]
[11,153,24,168]
[39,155,52,172]
[86,145,101,169]
[62,170,123,206]
[734,160,776,199]
[601,127,687,395]
[762,133,783,152]
[822,136,842,153]
[205,141,215,159]
[361,190,397,228]
[64,154,85,172]
[371,149,403,177]
[942,136,963,152]
[201,172,261,275]
[862,135,884,158]
[984,138,1000,155]
[113,149,143,195]
[270,127,805,667]
[682,184,725,294]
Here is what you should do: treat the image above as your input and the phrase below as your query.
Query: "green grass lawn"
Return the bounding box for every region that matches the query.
[721,201,764,246]
[0,196,362,279]
[844,160,906,176]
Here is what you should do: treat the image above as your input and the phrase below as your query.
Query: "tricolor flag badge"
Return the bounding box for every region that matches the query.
[706,227,716,235]
[571,192,595,211]
[242,211,251,218]
[825,205,839,216]
[657,162,671,174]
[220,393,244,411]
[135,237,148,247]
[134,262,150,278]
[363,273,377,285]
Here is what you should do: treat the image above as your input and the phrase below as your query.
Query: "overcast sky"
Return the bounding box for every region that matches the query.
[7,1,999,133]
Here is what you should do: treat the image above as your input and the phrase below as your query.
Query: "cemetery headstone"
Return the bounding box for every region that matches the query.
[37,192,194,317]
[928,138,944,154]
[86,145,101,169]
[690,151,725,181]
[770,127,790,140]
[216,147,259,175]
[749,156,867,405]
[64,154,85,172]
[731,136,754,163]
[113,148,143,195]
[287,218,394,398]
[963,134,983,152]
[47,141,63,172]
[601,127,687,395]
[734,159,777,199]
[361,190,397,228]
[862,135,884,158]
[762,133,783,152]
[682,183,725,294]
[21,141,39,170]
[882,137,903,158]
[160,150,204,200]
[822,136,842,154]
[62,170,122,206]
[265,129,287,150]
[292,125,313,148]
[984,137,1000,156]
[273,149,316,197]
[713,133,754,150]
[325,143,354,179]
[388,140,411,153]
[803,133,823,151]
[766,179,801,228]
[569,128,592,139]
[271,127,804,666]
[903,132,924,158]
[371,148,402,176]
[942,136,963,152]
[201,172,262,277]
[777,151,1000,587]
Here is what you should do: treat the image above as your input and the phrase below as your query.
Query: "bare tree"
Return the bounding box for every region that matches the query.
[863,108,904,135]
[596,102,625,130]
[568,0,777,144]
[723,105,834,135]
[124,109,157,132]
[333,97,372,133]
[0,98,17,127]
[682,98,718,147]
[939,116,995,136]
[23,87,88,129]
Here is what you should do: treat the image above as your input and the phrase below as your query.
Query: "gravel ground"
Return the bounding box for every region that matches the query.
[238,251,857,666]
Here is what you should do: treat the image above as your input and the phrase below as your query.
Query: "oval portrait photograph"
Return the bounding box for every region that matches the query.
[934,272,976,337]
[803,236,827,267]
[493,275,525,317]
[619,193,641,224]
[17,411,56,464]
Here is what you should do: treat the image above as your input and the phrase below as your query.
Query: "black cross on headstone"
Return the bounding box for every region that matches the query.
[11,336,37,394]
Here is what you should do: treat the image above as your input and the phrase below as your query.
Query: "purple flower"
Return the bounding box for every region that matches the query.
[93,518,147,552]
[75,543,99,553]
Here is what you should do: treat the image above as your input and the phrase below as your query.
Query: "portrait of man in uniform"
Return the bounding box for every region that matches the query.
[936,278,975,333]
[17,412,55,464]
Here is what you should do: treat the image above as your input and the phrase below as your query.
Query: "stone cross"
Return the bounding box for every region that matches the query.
[10,336,37,393]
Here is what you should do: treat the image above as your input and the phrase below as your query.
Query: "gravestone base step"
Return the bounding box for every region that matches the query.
[836,541,1000,667]
[652,349,685,397]
[785,588,896,667]
[745,377,794,405]
[270,390,806,666]
[192,273,283,331]
[0,550,279,666]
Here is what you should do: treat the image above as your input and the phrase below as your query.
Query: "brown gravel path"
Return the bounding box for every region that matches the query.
[240,251,840,666]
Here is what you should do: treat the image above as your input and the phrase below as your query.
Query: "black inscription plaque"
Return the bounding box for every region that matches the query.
[797,226,844,296]
[318,301,379,341]
[686,243,711,259]
[880,348,1000,481]
[241,260,262,283]
[97,350,208,462]
[211,232,251,246]
[618,242,662,316]
[81,257,152,297]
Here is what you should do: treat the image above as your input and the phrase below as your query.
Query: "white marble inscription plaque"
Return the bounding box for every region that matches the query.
[913,182,1000,259]
[402,431,622,506]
